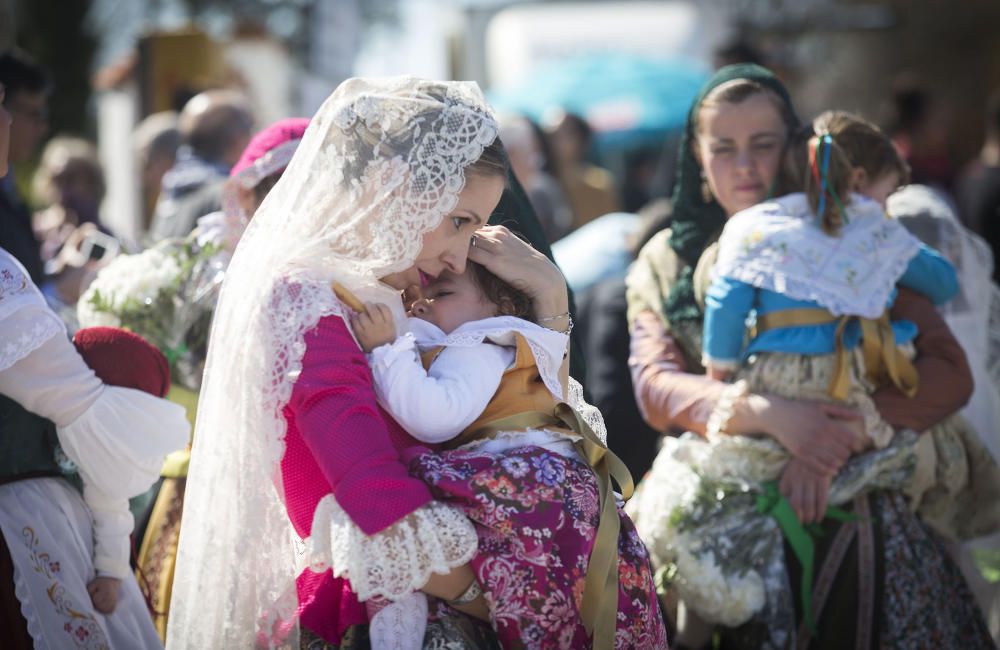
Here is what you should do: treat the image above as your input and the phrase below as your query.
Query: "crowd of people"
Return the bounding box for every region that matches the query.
[1,39,1000,650]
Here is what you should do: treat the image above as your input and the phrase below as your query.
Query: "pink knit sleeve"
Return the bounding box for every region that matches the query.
[288,314,433,535]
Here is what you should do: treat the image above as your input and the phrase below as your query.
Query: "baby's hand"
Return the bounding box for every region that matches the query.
[352,302,397,353]
[87,576,121,614]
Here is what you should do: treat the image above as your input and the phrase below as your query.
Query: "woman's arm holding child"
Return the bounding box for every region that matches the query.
[83,484,131,613]
[897,243,959,306]
[874,287,972,430]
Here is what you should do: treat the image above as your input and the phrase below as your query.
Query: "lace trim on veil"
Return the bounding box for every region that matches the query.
[566,376,608,445]
[889,184,1000,462]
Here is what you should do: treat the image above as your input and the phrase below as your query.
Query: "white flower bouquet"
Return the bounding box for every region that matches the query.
[628,430,918,649]
[78,238,226,390]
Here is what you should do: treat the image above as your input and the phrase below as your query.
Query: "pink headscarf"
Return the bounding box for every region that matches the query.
[208,118,310,248]
[230,117,310,187]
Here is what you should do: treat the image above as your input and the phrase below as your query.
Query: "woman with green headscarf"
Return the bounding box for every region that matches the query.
[625,64,990,648]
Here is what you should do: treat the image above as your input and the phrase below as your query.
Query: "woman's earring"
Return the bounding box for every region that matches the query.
[700,170,713,203]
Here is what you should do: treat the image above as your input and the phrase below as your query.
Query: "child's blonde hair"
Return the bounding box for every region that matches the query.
[804,110,909,235]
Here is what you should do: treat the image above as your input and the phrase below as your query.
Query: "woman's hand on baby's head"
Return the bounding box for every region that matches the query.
[352,302,397,353]
[468,225,568,316]
[87,576,121,614]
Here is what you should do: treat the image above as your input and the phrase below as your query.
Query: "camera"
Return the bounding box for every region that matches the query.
[77,230,119,262]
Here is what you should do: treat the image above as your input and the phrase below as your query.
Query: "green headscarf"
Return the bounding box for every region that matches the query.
[664,64,799,324]
[489,168,586,382]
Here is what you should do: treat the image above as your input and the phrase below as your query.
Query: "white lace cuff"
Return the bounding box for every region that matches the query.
[368,592,428,650]
[85,485,133,579]
[307,496,478,602]
[705,379,751,440]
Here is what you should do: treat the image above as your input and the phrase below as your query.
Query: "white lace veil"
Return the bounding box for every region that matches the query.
[166,77,500,649]
[888,184,1000,462]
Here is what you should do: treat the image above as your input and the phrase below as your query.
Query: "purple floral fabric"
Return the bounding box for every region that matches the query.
[406,444,668,649]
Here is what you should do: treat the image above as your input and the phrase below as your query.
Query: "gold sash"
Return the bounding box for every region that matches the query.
[755,308,918,401]
[466,403,633,649]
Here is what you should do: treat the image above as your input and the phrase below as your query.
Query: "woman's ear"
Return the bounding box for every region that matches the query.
[850,167,868,193]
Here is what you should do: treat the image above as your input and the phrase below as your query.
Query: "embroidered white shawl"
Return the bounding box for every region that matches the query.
[713,193,922,319]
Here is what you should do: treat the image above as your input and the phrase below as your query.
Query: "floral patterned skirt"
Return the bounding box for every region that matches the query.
[718,491,994,650]
[406,444,668,650]
[648,348,993,648]
[0,477,163,650]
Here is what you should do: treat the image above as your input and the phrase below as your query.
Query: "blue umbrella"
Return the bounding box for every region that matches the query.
[489,52,709,151]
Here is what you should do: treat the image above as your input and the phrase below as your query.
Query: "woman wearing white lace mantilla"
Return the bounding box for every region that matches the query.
[166,77,582,649]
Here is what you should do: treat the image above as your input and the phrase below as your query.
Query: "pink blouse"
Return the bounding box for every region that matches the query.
[281,313,435,641]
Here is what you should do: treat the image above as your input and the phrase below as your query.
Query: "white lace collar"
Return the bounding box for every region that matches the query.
[714,193,922,318]
[0,248,44,321]
[408,315,568,401]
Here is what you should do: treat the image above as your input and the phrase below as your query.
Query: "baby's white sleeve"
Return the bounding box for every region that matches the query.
[0,323,104,427]
[0,331,189,499]
[369,335,513,443]
[84,483,133,579]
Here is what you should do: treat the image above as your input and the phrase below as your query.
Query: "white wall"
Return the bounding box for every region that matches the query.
[485,1,726,90]
[96,82,142,245]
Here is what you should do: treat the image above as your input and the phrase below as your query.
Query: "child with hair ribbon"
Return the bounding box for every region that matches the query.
[702,110,958,452]
[620,110,962,643]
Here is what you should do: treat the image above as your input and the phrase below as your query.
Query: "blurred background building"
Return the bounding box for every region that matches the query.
[4,1,1000,634]
[1,0,999,242]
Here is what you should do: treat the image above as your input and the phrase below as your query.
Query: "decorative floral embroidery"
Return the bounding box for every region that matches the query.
[716,193,922,319]
[21,527,110,649]
[876,492,993,647]
[409,446,667,649]
[1,318,62,369]
[0,266,28,299]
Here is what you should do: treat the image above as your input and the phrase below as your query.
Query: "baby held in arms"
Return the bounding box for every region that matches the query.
[349,261,665,649]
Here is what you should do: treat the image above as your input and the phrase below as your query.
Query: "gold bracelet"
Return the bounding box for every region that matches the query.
[445,579,483,607]
[537,311,570,323]
[537,312,574,335]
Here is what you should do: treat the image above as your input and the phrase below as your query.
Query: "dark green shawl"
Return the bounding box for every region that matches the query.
[489,169,586,382]
[664,64,798,324]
